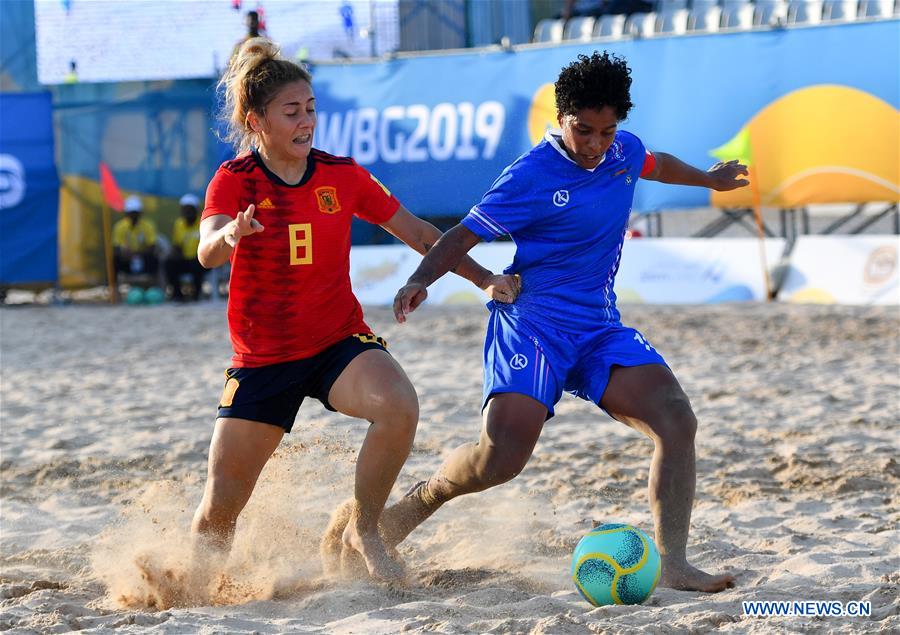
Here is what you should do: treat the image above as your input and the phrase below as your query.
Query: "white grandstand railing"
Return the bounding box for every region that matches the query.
[563,16,597,41]
[595,14,628,38]
[657,8,691,33]
[625,12,659,37]
[787,0,824,24]
[858,0,894,17]
[688,5,724,30]
[822,0,859,21]
[754,0,788,26]
[531,0,897,43]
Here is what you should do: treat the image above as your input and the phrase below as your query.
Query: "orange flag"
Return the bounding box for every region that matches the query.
[99,162,124,212]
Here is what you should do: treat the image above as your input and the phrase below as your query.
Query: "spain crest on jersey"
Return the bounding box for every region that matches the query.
[315,186,341,214]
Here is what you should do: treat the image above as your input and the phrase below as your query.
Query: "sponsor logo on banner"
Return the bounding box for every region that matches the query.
[0,154,26,209]
[315,102,506,164]
[863,246,897,285]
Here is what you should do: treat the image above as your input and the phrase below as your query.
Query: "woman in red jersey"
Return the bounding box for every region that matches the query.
[193,38,520,587]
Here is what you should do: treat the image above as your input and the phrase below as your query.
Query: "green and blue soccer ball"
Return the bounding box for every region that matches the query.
[143,287,165,305]
[124,287,145,305]
[571,523,661,606]
[124,287,164,305]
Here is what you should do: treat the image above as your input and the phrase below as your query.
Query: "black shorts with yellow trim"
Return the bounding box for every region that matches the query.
[216,333,388,432]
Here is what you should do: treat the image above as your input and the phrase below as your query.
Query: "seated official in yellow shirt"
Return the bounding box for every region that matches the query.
[113,195,159,283]
[165,193,207,302]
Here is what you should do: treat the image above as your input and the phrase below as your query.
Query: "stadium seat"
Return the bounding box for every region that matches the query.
[563,16,596,40]
[533,18,564,42]
[754,0,788,25]
[656,8,690,33]
[857,0,893,16]
[722,3,755,27]
[655,0,688,9]
[625,12,658,37]
[691,0,721,9]
[594,14,628,38]
[787,0,824,24]
[822,0,859,20]
[687,5,723,31]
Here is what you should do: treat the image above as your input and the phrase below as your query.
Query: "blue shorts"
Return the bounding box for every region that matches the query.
[482,307,667,418]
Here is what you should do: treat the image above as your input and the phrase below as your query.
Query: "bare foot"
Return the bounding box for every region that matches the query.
[379,481,442,547]
[134,553,208,609]
[342,523,405,582]
[659,560,735,593]
[321,481,440,555]
[320,499,354,577]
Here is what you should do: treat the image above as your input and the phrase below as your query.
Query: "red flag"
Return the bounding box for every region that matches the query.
[99,162,124,212]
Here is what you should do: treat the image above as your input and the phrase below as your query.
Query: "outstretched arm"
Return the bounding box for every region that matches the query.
[381,206,493,288]
[393,223,518,323]
[642,152,749,192]
[383,209,520,321]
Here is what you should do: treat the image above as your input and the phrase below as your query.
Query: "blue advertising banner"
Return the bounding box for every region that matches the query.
[311,20,899,216]
[0,92,59,284]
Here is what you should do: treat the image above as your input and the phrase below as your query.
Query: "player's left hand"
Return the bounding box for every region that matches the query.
[482,273,521,304]
[393,282,428,323]
[707,159,750,191]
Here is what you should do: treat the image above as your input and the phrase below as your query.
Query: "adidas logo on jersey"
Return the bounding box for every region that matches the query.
[257,198,275,209]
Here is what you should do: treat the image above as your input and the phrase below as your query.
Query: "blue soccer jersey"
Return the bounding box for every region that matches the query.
[462,129,653,333]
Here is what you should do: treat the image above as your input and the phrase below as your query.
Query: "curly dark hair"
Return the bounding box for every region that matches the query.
[555,51,633,120]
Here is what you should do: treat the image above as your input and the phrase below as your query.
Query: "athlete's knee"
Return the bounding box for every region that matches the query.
[475,440,532,487]
[649,393,697,447]
[484,450,530,485]
[381,391,419,441]
[372,377,419,426]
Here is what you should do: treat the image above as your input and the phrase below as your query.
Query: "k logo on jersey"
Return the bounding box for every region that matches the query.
[552,190,569,207]
[315,186,341,214]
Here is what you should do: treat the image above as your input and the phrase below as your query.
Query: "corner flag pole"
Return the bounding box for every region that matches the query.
[748,164,773,300]
[98,162,124,303]
[711,128,773,301]
[101,199,117,304]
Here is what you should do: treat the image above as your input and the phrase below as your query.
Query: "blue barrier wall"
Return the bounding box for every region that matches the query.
[311,20,899,216]
[0,92,59,285]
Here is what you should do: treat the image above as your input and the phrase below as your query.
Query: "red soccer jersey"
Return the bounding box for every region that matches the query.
[203,149,400,367]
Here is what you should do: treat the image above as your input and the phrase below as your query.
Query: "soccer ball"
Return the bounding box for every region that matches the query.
[571,523,661,606]
[125,287,145,305]
[143,287,165,305]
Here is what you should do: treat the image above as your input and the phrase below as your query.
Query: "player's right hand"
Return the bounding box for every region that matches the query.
[225,204,265,247]
[393,282,428,323]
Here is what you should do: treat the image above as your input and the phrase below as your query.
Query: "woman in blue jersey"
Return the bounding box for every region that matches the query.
[325,52,748,592]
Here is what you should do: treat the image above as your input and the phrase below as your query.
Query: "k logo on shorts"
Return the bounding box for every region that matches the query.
[510,353,528,370]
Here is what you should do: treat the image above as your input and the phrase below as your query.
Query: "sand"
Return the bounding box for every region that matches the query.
[1,302,897,634]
